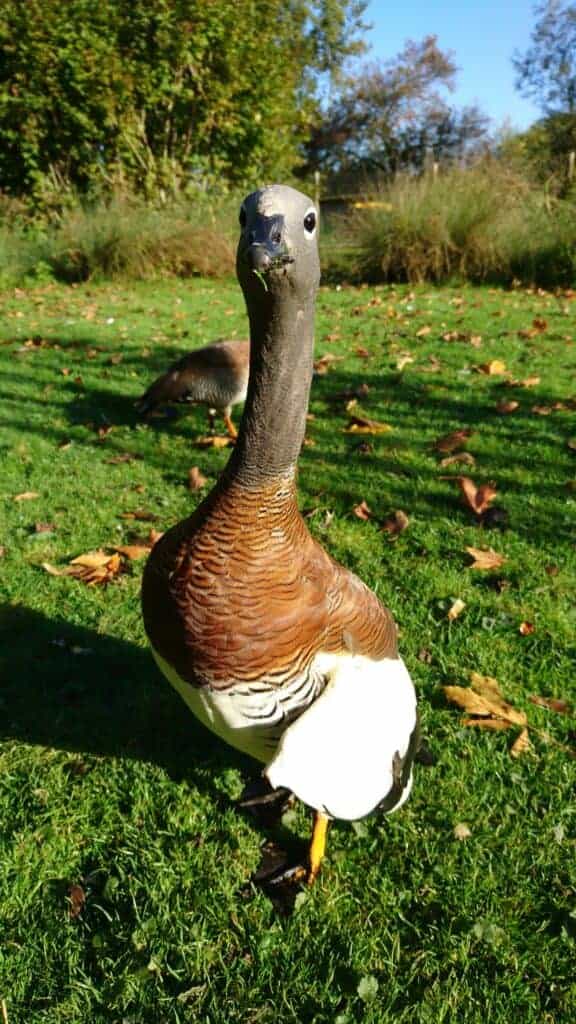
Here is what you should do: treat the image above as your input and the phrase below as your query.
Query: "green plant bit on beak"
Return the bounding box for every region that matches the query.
[253,269,269,292]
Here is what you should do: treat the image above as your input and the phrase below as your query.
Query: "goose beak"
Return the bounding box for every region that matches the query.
[244,214,293,273]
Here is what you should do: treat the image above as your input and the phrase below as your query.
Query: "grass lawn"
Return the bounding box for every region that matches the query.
[1,276,575,1023]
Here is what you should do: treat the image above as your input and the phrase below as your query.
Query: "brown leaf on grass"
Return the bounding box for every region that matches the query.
[352,500,372,521]
[188,466,208,491]
[104,452,138,465]
[112,544,151,560]
[34,522,55,534]
[68,883,86,919]
[532,405,551,416]
[439,452,476,468]
[13,491,40,501]
[381,509,410,538]
[469,334,483,348]
[43,550,123,586]
[477,359,507,375]
[148,528,164,547]
[196,435,232,448]
[0,546,6,558]
[344,415,392,435]
[313,353,344,374]
[496,399,519,414]
[470,671,504,702]
[444,680,526,727]
[505,375,540,388]
[434,428,473,454]
[416,325,432,337]
[466,546,506,570]
[463,717,511,730]
[448,476,497,516]
[529,694,572,715]
[447,598,466,621]
[519,621,535,635]
[532,317,548,332]
[119,509,157,521]
[510,728,532,758]
[355,346,372,358]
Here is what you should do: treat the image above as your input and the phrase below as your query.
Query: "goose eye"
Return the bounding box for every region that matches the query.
[239,207,247,228]
[303,211,316,234]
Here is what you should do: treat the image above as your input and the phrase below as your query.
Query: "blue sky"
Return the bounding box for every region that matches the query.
[362,1,542,131]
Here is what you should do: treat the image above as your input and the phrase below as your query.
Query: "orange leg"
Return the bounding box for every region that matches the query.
[223,411,238,439]
[307,811,330,885]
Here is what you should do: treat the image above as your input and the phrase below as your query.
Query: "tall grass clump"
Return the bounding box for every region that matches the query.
[354,163,576,286]
[0,192,239,284]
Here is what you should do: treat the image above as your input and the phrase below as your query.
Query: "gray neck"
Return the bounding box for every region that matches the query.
[225,285,315,488]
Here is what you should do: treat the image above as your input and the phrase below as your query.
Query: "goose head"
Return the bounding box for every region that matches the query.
[236,184,320,303]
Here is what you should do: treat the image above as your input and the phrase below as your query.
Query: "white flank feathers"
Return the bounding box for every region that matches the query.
[265,653,417,821]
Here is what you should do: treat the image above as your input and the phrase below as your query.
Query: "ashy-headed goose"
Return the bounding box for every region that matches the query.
[136,339,250,438]
[142,185,418,886]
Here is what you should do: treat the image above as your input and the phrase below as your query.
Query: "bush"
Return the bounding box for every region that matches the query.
[351,163,576,287]
[0,192,238,285]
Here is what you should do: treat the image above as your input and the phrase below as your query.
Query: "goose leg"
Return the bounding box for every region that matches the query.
[307,810,329,885]
[223,410,238,439]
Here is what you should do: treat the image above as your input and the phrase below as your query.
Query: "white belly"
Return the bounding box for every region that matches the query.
[151,648,322,763]
[265,653,417,821]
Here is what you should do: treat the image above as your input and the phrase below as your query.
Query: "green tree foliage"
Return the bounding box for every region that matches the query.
[0,0,367,200]
[302,36,489,187]
[510,3,576,192]
[513,1,576,114]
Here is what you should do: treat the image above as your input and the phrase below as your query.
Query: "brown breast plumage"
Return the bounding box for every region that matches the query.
[141,475,398,692]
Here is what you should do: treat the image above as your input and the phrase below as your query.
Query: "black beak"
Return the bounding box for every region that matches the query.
[244,214,293,272]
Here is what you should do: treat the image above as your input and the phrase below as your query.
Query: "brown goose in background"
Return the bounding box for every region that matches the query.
[136,339,250,438]
[142,185,418,890]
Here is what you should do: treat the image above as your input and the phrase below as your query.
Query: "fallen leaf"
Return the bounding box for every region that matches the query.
[0,546,6,557]
[104,452,138,465]
[396,353,414,371]
[112,544,151,560]
[449,477,497,516]
[344,415,392,435]
[469,334,483,348]
[313,353,344,374]
[68,883,86,919]
[434,429,473,454]
[439,452,476,468]
[381,509,410,537]
[355,346,372,358]
[447,598,466,621]
[148,528,164,546]
[188,466,208,491]
[463,717,511,730]
[353,500,372,521]
[43,550,123,585]
[477,359,507,375]
[529,694,572,715]
[510,728,532,759]
[505,375,540,388]
[532,405,551,416]
[470,671,504,702]
[196,435,232,448]
[119,509,157,521]
[532,317,548,332]
[519,621,535,635]
[416,325,432,337]
[444,682,526,727]
[466,546,506,570]
[453,822,472,840]
[13,491,39,501]
[496,399,519,414]
[34,522,55,533]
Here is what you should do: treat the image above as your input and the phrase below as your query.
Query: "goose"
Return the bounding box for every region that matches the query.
[136,339,250,438]
[142,184,418,887]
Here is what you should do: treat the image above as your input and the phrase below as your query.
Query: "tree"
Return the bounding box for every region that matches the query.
[302,36,489,185]
[0,0,368,200]
[513,1,576,114]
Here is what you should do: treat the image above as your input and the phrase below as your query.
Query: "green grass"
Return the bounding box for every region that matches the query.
[1,277,575,1023]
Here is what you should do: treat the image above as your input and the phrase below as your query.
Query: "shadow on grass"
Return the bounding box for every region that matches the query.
[0,602,250,791]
